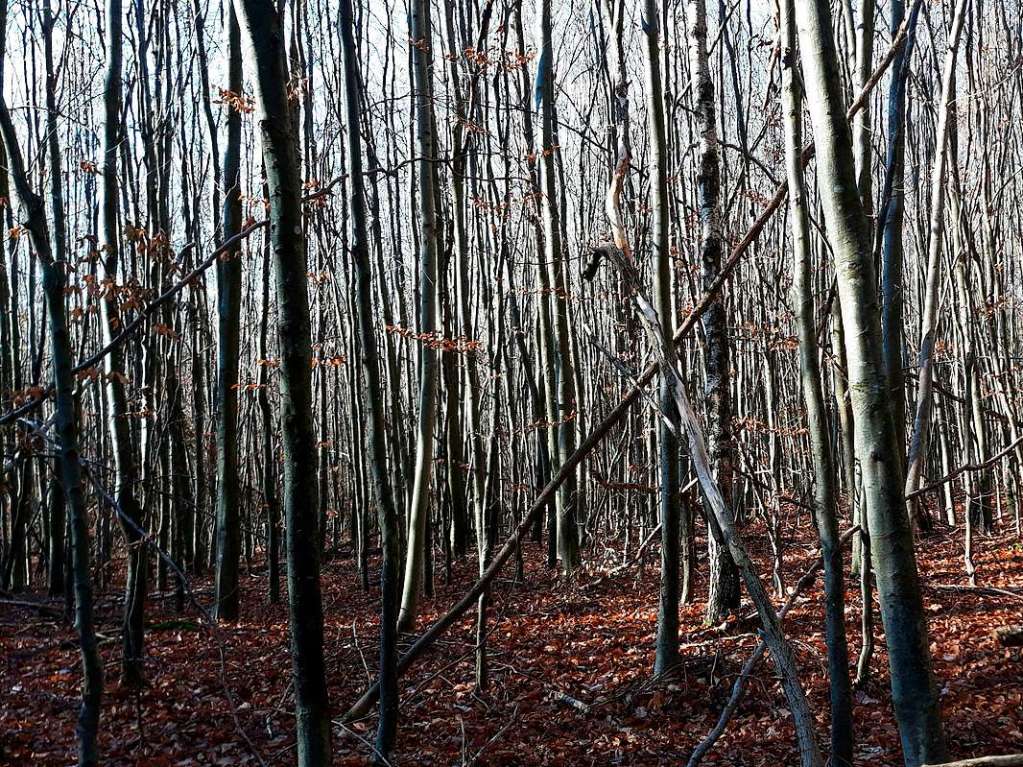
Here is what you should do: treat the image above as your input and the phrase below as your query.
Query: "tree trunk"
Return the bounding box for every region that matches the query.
[689,0,739,624]
[904,0,970,508]
[780,2,853,760]
[0,8,103,756]
[233,1,331,762]
[536,0,579,575]
[396,0,442,633]
[793,0,947,762]
[213,2,244,622]
[339,0,401,758]
[98,0,148,688]
[641,0,680,676]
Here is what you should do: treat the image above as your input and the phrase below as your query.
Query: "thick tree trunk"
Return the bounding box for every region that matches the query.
[793,0,947,763]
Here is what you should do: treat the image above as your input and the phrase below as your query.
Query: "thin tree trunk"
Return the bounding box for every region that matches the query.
[688,0,739,623]
[641,0,680,676]
[339,0,400,758]
[233,1,331,762]
[396,0,442,633]
[98,0,148,688]
[0,8,103,756]
[41,0,66,598]
[780,2,853,760]
[213,3,244,622]
[904,0,970,507]
[536,0,579,574]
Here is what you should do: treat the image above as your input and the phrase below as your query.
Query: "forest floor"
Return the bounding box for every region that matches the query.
[2,514,1022,766]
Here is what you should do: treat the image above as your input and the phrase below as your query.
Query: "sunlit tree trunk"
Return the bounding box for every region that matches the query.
[793,0,947,762]
[397,0,442,631]
[904,0,970,508]
[780,2,853,760]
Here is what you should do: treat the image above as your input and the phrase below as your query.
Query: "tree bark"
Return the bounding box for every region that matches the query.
[536,0,579,574]
[213,1,244,623]
[339,0,400,758]
[233,1,331,762]
[396,0,443,633]
[793,0,947,762]
[689,0,739,623]
[98,0,148,688]
[780,2,853,761]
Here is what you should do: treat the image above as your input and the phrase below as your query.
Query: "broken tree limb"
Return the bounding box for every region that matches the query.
[341,21,913,721]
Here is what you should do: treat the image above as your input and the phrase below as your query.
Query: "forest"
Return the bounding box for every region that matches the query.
[1,0,1022,764]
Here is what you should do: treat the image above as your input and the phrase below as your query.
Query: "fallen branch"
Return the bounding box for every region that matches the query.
[0,598,62,618]
[464,704,519,767]
[927,583,1023,602]
[554,692,590,714]
[992,626,1023,647]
